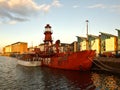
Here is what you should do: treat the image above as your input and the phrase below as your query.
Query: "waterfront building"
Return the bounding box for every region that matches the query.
[38,43,44,51]
[116,29,120,52]
[77,33,118,57]
[38,43,71,53]
[59,43,70,53]
[70,41,78,52]
[3,45,12,56]
[0,52,2,56]
[100,32,118,55]
[3,42,28,56]
[77,35,100,55]
[88,35,101,56]
[77,36,87,51]
[28,47,34,52]
[12,42,28,54]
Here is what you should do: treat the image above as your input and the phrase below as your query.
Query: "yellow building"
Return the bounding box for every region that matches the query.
[116,29,120,51]
[77,33,117,56]
[3,45,12,56]
[100,32,118,55]
[77,36,87,51]
[88,35,100,55]
[3,42,28,56]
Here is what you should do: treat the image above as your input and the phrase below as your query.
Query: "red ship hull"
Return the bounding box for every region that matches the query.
[42,50,96,71]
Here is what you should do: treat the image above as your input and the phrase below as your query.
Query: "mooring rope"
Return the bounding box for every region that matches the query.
[89,57,111,71]
[88,57,120,74]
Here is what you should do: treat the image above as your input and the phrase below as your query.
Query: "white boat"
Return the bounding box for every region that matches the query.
[17,60,42,66]
[17,52,42,67]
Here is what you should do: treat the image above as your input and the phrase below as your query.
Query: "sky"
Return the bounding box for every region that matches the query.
[0,0,120,52]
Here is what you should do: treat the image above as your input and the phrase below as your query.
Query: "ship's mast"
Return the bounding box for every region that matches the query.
[86,20,89,50]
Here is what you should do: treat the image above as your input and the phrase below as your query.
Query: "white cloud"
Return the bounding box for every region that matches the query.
[52,0,62,7]
[8,20,17,25]
[0,0,62,24]
[110,5,120,13]
[42,5,51,13]
[88,4,106,9]
[73,5,80,8]
[87,3,120,14]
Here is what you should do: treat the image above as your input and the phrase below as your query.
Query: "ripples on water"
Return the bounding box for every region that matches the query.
[0,56,120,90]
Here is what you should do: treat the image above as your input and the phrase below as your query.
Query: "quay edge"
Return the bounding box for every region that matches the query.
[91,57,120,74]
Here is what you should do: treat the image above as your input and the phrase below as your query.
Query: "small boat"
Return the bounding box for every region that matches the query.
[17,60,42,67]
[17,52,42,66]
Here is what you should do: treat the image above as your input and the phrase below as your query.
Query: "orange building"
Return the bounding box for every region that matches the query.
[11,42,28,54]
[3,42,28,56]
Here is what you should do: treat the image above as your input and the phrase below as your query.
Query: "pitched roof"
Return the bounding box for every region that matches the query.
[99,32,117,37]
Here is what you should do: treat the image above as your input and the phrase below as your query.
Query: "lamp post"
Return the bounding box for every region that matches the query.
[86,20,89,50]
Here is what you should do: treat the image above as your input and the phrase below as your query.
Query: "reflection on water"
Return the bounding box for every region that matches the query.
[91,72,120,90]
[0,56,120,90]
[40,68,94,90]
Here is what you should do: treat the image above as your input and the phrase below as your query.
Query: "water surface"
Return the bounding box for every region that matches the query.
[0,56,120,90]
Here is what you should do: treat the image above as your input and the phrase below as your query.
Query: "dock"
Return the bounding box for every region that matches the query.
[92,57,120,74]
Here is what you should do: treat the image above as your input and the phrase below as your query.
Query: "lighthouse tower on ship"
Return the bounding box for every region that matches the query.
[43,24,53,53]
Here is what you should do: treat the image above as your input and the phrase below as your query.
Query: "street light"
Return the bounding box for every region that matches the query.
[86,20,89,50]
[86,20,89,39]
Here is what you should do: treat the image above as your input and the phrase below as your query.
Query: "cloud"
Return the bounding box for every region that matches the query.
[8,20,17,24]
[88,4,120,14]
[0,0,62,24]
[87,4,106,9]
[73,5,80,8]
[110,5,120,13]
[52,0,62,7]
[87,3,120,14]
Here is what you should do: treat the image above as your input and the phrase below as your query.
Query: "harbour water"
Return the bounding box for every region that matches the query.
[0,56,120,90]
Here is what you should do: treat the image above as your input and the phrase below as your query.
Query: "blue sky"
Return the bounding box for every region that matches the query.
[0,0,120,52]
